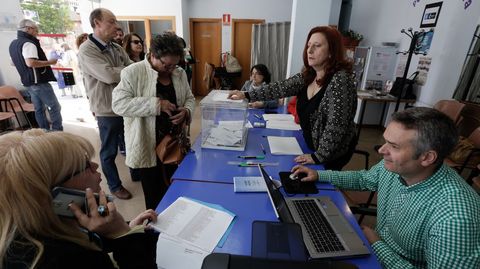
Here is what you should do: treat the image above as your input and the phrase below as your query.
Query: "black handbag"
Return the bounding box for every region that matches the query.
[390,72,419,99]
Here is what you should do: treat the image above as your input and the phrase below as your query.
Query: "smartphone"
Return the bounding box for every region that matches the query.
[51,187,114,218]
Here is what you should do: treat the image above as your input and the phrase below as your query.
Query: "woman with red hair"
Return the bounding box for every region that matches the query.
[230,26,357,170]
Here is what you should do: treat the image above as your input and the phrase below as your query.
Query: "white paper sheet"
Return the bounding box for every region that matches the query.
[262,114,295,121]
[151,197,235,252]
[233,176,267,192]
[267,136,303,155]
[262,114,301,130]
[266,120,301,130]
[156,233,209,269]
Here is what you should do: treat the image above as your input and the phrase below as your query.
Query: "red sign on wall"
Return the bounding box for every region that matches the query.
[222,14,231,26]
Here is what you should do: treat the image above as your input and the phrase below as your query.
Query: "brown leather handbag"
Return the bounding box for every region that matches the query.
[156,123,191,165]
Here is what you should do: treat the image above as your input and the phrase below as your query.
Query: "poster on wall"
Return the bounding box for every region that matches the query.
[420,2,442,28]
[416,30,434,54]
[416,56,432,86]
[395,54,408,77]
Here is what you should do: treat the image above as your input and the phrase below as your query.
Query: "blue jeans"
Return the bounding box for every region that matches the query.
[97,116,125,192]
[27,83,63,131]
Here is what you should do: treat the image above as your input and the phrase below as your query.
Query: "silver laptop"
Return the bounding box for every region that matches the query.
[258,166,370,259]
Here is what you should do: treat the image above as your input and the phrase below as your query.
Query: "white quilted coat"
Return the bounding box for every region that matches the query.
[112,57,195,168]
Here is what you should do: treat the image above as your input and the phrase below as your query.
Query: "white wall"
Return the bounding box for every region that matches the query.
[79,0,184,37]
[185,0,293,22]
[185,0,293,52]
[0,1,24,88]
[286,0,333,77]
[350,0,480,106]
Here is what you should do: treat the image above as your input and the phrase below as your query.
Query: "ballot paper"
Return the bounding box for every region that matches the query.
[267,136,303,155]
[151,197,235,252]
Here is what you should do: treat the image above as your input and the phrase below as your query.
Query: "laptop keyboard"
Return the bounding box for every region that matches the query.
[292,200,345,253]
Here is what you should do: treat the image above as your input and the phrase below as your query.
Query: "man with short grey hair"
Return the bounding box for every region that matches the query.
[78,8,132,200]
[9,19,63,131]
[293,107,480,268]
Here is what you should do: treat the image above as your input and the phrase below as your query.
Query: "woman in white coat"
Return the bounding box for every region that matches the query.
[112,32,195,210]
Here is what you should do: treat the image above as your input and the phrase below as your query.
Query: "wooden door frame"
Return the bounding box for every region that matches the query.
[117,16,176,48]
[231,19,264,56]
[189,18,222,95]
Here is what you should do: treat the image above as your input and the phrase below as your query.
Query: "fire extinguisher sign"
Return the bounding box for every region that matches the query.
[222,14,231,26]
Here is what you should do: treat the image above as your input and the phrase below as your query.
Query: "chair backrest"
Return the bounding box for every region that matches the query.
[433,100,465,125]
[0,86,28,104]
[468,127,480,149]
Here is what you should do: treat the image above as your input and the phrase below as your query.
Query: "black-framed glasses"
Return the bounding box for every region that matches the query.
[57,159,92,186]
[159,58,178,70]
[131,40,143,45]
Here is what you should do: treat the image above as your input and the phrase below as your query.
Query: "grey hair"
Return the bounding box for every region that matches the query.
[391,107,459,166]
[18,19,37,32]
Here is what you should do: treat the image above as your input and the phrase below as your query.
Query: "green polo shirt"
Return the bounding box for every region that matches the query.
[319,161,480,269]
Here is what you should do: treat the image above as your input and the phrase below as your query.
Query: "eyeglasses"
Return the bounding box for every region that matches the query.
[131,40,143,45]
[57,159,92,186]
[159,57,178,70]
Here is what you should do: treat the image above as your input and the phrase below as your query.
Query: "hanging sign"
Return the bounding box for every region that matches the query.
[222,14,231,26]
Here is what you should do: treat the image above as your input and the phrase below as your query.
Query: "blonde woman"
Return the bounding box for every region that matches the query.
[0,129,157,268]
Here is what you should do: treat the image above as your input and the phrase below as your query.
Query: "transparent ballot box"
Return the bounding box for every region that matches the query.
[200,90,248,151]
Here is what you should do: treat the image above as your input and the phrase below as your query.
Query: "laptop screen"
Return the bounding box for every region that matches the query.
[258,165,294,223]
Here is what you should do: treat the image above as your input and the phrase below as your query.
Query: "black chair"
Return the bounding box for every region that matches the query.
[349,148,377,224]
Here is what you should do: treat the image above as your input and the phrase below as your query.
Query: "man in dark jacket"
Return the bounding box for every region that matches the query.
[9,19,63,131]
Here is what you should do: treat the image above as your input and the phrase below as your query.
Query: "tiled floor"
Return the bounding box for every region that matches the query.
[59,91,383,225]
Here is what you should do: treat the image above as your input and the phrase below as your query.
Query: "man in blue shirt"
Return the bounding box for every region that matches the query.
[9,19,63,131]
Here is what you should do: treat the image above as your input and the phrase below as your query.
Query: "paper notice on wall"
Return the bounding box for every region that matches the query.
[395,54,408,77]
[416,56,432,86]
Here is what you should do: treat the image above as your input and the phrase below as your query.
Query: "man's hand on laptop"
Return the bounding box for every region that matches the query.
[291,165,318,182]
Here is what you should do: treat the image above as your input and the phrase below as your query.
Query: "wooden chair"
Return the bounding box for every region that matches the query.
[0,86,34,128]
[0,99,22,132]
[445,127,480,175]
[433,100,465,125]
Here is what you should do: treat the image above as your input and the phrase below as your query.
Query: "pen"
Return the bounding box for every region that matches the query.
[238,162,262,167]
[260,143,266,155]
[238,155,265,159]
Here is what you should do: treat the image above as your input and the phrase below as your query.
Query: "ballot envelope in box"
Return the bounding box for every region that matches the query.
[200,90,248,151]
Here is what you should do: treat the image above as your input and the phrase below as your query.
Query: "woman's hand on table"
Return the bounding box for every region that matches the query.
[228,90,245,100]
[294,154,315,165]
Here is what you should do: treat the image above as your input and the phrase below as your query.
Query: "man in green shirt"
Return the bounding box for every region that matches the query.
[293,107,480,268]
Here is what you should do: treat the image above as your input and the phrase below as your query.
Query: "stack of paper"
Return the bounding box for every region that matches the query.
[152,197,236,269]
[262,114,301,130]
[267,136,303,155]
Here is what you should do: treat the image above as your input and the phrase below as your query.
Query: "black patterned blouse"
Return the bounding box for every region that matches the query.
[247,70,357,165]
